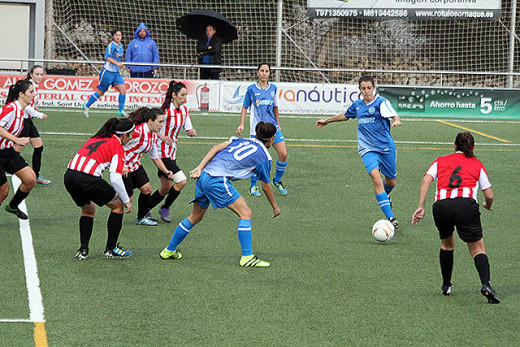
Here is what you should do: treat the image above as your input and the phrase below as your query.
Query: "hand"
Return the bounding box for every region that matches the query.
[315,120,327,129]
[122,167,129,178]
[160,135,173,146]
[186,129,197,137]
[124,202,132,214]
[392,119,402,127]
[190,167,202,179]
[42,113,48,120]
[272,207,280,219]
[483,201,493,211]
[411,207,425,226]
[236,124,244,136]
[208,46,212,49]
[14,137,30,146]
[165,170,174,181]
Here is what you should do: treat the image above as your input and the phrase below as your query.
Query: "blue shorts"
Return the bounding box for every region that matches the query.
[361,150,397,179]
[97,69,125,92]
[190,171,241,210]
[250,127,285,145]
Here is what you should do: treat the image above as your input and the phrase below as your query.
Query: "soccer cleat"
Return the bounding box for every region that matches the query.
[145,211,158,222]
[75,248,88,260]
[389,217,399,230]
[5,205,28,220]
[249,185,261,196]
[81,104,89,118]
[481,284,500,304]
[160,208,171,223]
[441,284,453,296]
[117,111,128,117]
[104,243,132,259]
[136,217,158,226]
[272,180,288,195]
[159,248,183,260]
[239,255,270,268]
[36,175,51,185]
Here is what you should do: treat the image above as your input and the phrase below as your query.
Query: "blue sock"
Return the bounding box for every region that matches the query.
[274,160,287,184]
[375,192,394,220]
[85,91,100,108]
[237,219,253,256]
[167,217,193,251]
[118,94,126,112]
[384,183,394,195]
[250,175,257,188]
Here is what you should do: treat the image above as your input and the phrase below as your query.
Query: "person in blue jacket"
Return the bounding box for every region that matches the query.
[126,23,160,78]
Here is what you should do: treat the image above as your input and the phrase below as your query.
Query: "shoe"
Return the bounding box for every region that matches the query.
[481,284,500,304]
[389,217,399,230]
[36,175,51,185]
[145,211,158,222]
[441,284,452,296]
[272,180,288,195]
[117,111,128,117]
[239,255,270,268]
[5,205,28,220]
[159,248,182,260]
[104,243,132,259]
[81,104,89,118]
[136,217,158,226]
[75,248,88,260]
[160,208,171,223]
[249,186,261,196]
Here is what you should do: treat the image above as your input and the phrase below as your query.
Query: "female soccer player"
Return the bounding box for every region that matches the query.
[0,80,36,220]
[412,132,499,303]
[147,80,196,223]
[64,118,134,260]
[236,63,288,196]
[82,29,127,118]
[13,65,50,185]
[123,107,174,226]
[160,122,280,268]
[315,75,401,228]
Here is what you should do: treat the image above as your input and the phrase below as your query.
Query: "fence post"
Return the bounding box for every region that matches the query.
[508,0,517,88]
[275,0,283,82]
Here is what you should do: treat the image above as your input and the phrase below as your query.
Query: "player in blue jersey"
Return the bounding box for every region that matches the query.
[315,75,402,228]
[236,63,288,197]
[82,29,127,118]
[160,122,281,267]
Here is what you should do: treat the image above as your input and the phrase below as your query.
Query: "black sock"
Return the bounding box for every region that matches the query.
[137,193,151,219]
[439,249,454,286]
[79,216,94,250]
[9,189,29,210]
[32,146,43,178]
[148,189,165,210]
[106,212,123,250]
[474,253,491,286]
[161,187,180,209]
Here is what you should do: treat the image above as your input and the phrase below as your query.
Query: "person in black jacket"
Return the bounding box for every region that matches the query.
[197,25,222,80]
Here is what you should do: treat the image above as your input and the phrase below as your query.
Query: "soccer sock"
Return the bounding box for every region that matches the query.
[85,91,100,108]
[167,217,193,251]
[375,192,394,220]
[79,216,94,251]
[162,187,180,209]
[384,182,394,195]
[439,249,454,286]
[148,189,165,210]
[106,212,123,250]
[237,219,253,257]
[137,193,151,220]
[32,146,43,178]
[9,189,29,210]
[474,253,491,286]
[250,175,258,188]
[118,94,126,112]
[274,160,287,184]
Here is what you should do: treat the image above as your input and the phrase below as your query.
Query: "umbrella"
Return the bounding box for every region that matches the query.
[176,9,238,44]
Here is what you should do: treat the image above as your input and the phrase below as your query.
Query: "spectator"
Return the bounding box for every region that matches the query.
[197,25,222,80]
[126,23,160,78]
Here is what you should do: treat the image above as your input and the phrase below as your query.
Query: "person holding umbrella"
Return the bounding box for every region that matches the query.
[197,24,222,80]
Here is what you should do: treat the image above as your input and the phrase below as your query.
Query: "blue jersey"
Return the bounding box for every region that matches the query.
[243,83,279,137]
[204,137,272,183]
[345,96,398,156]
[104,41,124,72]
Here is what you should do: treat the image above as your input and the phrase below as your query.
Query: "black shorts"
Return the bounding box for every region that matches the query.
[157,158,181,178]
[432,198,483,242]
[19,118,40,138]
[64,169,116,207]
[123,165,150,197]
[0,147,29,185]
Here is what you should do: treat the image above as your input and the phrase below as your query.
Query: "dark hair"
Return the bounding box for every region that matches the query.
[25,65,44,81]
[5,79,33,104]
[128,107,164,125]
[257,63,271,71]
[358,75,375,87]
[255,122,276,143]
[93,118,134,138]
[161,80,187,111]
[454,132,475,158]
[110,29,122,38]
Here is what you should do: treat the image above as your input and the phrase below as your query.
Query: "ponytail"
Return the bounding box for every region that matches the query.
[161,80,187,111]
[5,79,33,105]
[128,107,164,125]
[93,118,134,138]
[454,132,475,158]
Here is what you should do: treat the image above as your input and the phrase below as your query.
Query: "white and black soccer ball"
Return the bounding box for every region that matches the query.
[372,219,395,243]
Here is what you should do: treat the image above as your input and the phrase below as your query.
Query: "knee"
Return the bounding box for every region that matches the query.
[0,183,9,202]
[278,153,287,162]
[240,206,252,220]
[385,179,396,188]
[140,185,152,195]
[25,173,36,190]
[174,180,187,191]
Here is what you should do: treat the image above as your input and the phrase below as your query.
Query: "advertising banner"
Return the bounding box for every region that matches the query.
[307,0,501,20]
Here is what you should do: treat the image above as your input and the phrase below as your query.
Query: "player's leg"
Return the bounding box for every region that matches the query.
[131,167,157,226]
[363,152,396,224]
[76,202,96,260]
[30,137,50,185]
[272,133,288,195]
[7,165,36,220]
[467,240,499,303]
[114,81,127,116]
[104,197,132,258]
[83,69,109,118]
[161,179,186,212]
[440,236,455,296]
[433,200,456,296]
[159,167,187,222]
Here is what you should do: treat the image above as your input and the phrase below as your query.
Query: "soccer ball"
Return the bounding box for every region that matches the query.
[372,219,395,243]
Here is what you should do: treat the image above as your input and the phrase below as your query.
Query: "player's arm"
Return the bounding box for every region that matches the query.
[107,57,124,68]
[25,105,47,119]
[152,157,174,180]
[261,181,280,218]
[0,126,30,146]
[411,174,435,225]
[315,113,349,129]
[391,114,402,127]
[190,141,228,179]
[482,188,494,211]
[236,106,248,136]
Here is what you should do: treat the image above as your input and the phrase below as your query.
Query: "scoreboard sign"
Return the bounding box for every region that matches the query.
[307,0,502,20]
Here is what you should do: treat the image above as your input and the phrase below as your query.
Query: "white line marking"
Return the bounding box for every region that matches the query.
[0,319,35,323]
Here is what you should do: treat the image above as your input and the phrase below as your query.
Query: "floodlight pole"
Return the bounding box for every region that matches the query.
[275,0,283,82]
[508,0,517,88]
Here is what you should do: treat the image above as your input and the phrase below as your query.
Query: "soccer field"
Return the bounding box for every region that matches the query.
[2,109,520,346]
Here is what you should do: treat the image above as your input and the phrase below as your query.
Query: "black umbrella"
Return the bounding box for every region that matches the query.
[176,9,238,44]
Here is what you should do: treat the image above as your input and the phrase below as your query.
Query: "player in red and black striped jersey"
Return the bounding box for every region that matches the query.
[412,132,499,303]
[0,80,36,220]
[64,118,135,260]
[123,107,174,226]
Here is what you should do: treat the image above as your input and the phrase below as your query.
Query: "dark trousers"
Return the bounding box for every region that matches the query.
[200,67,221,80]
[130,70,154,78]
